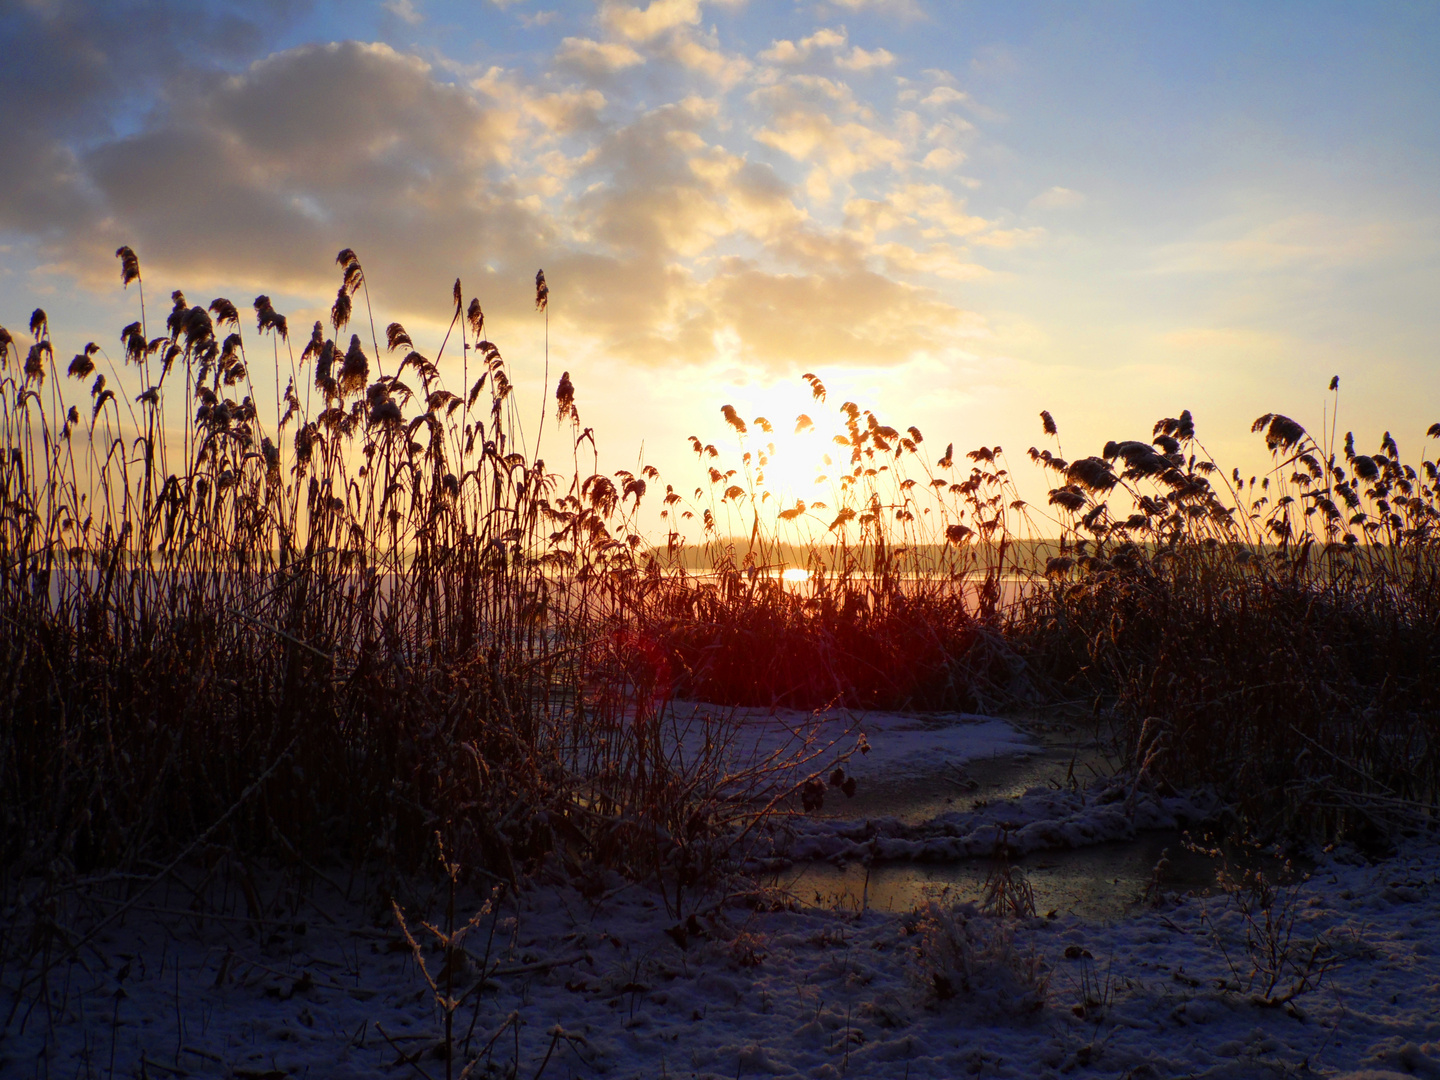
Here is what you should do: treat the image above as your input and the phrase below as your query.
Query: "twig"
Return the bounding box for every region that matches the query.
[375,1022,436,1080]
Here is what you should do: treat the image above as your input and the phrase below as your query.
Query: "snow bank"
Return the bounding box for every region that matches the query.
[773,778,1219,866]
[663,701,1034,781]
[4,838,1439,1078]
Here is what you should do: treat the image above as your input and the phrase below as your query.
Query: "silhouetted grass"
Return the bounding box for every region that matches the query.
[1009,401,1440,841]
[0,250,832,904]
[1,247,1435,898]
[625,346,1440,842]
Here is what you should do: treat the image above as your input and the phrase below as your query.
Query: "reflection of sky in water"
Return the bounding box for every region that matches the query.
[786,833,1193,924]
[782,714,1262,922]
[789,832,1302,924]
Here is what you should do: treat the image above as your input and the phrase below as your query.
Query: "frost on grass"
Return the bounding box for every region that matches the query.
[904,900,1048,1013]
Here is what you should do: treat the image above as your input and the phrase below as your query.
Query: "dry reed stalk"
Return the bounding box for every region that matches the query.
[0,250,842,908]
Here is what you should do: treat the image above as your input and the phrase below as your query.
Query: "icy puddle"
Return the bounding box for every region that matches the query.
[783,832,1234,921]
[765,708,1230,921]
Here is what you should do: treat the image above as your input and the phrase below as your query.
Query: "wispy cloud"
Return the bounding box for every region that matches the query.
[1029,186,1085,210]
[1154,213,1406,275]
[761,27,893,72]
[599,0,702,42]
[555,36,645,75]
[381,0,424,25]
[837,45,895,71]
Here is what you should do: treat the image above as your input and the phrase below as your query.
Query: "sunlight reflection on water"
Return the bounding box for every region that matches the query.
[780,724,1246,923]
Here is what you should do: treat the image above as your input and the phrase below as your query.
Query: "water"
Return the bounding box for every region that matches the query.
[777,713,1250,922]
[780,833,1229,923]
[815,716,1112,826]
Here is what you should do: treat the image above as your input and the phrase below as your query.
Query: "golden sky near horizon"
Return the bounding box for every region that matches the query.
[2,0,1437,536]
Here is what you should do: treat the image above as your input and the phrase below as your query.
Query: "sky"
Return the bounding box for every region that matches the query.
[2,0,1438,531]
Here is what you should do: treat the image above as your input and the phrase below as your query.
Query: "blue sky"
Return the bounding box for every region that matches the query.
[2,0,1437,522]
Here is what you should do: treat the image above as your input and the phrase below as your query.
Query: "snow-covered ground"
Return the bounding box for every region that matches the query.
[775,775,1216,865]
[665,703,1036,789]
[5,844,1438,1079]
[5,710,1438,1079]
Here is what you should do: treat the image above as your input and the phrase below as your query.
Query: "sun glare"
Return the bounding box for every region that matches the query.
[757,420,828,500]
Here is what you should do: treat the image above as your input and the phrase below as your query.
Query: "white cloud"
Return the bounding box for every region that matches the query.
[761,28,847,64]
[837,45,894,71]
[599,0,702,42]
[971,226,1046,249]
[525,87,609,134]
[554,36,645,75]
[753,78,907,198]
[664,30,753,86]
[920,146,964,171]
[760,27,893,72]
[381,0,423,25]
[921,85,971,108]
[4,10,1006,377]
[1030,186,1085,209]
[845,184,990,241]
[874,241,991,280]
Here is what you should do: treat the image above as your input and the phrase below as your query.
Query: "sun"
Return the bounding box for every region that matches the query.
[709,381,848,536]
[750,412,832,506]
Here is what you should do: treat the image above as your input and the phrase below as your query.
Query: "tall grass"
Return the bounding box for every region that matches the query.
[1,247,1435,888]
[1012,400,1440,838]
[629,365,1440,838]
[0,249,821,894]
[636,376,1037,710]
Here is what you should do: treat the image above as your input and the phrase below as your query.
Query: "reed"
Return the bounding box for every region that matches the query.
[1009,395,1440,839]
[0,249,822,893]
[629,367,1440,839]
[2,248,1435,890]
[635,377,1036,711]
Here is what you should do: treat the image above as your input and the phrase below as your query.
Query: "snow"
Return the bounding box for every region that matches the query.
[664,702,1035,791]
[773,778,1218,866]
[6,708,1439,1078]
[676,703,1214,871]
[6,845,1440,1078]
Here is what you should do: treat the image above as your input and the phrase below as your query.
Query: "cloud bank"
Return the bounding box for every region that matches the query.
[3,0,1028,374]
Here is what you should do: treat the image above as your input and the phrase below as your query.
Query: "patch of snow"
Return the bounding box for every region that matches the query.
[771,777,1219,866]
[665,701,1036,783]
